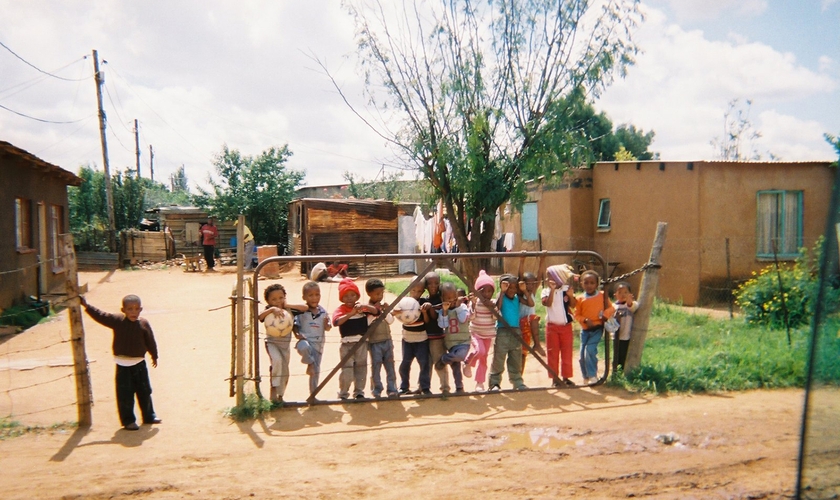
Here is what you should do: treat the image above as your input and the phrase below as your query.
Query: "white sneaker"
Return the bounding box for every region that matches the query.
[462,364,472,378]
[475,383,485,392]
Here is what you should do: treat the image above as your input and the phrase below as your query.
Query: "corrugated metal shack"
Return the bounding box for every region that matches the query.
[125,206,236,263]
[288,198,418,276]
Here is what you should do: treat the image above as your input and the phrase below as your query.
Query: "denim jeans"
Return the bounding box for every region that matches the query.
[428,337,451,393]
[369,339,397,396]
[579,327,603,379]
[440,343,469,390]
[399,339,431,391]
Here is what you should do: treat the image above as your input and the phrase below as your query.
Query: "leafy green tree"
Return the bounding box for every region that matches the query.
[194,145,304,248]
[170,165,189,192]
[326,0,642,277]
[69,165,196,250]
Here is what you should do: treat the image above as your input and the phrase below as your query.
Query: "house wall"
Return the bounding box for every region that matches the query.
[502,160,835,307]
[592,162,702,304]
[696,161,835,301]
[0,155,72,309]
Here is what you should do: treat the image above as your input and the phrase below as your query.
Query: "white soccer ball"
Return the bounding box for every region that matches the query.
[264,311,293,337]
[392,296,422,324]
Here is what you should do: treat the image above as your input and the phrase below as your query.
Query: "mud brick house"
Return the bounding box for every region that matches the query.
[0,141,82,310]
[288,198,419,276]
[501,160,835,306]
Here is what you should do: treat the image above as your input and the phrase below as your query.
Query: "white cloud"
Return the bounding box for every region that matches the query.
[660,0,767,21]
[819,55,834,72]
[598,5,837,161]
[823,0,839,11]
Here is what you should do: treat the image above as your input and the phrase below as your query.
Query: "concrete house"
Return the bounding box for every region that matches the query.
[0,141,82,310]
[502,160,835,306]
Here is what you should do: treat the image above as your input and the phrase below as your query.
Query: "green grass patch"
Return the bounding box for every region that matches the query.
[0,304,52,330]
[384,275,468,298]
[0,418,77,440]
[223,392,279,421]
[609,302,840,394]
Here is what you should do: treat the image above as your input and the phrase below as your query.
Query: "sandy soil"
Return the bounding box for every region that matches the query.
[0,267,807,499]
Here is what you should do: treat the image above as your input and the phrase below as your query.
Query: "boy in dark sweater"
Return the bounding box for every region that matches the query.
[80,295,161,431]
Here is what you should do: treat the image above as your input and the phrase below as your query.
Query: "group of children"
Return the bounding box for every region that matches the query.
[78,266,638,431]
[259,267,639,402]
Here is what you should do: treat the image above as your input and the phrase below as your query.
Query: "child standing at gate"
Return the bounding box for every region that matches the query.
[398,280,432,395]
[574,270,615,384]
[365,279,398,398]
[464,270,496,392]
[519,271,545,370]
[612,281,638,369]
[293,281,331,398]
[80,294,161,431]
[435,282,471,393]
[542,266,577,387]
[488,274,532,391]
[333,278,373,399]
[259,284,294,403]
[423,272,451,395]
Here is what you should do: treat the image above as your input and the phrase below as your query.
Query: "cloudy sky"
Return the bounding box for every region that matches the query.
[1,1,838,192]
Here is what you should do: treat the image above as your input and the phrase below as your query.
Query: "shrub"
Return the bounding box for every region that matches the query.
[734,238,838,329]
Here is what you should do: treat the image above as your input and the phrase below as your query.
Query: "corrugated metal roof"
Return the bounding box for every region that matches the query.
[0,140,82,186]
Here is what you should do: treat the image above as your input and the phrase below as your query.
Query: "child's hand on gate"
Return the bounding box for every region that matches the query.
[500,280,510,292]
[547,279,557,290]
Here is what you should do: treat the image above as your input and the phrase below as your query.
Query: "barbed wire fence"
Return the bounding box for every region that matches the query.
[0,235,92,425]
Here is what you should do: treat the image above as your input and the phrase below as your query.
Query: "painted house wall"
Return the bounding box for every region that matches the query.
[0,145,79,310]
[502,160,834,306]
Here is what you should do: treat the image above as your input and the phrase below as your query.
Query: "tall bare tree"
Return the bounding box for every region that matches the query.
[323,0,642,278]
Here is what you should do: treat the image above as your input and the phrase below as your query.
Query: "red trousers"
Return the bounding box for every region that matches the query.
[545,322,574,379]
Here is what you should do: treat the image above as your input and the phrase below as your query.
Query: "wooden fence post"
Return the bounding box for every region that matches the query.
[62,234,93,426]
[235,216,246,406]
[623,222,668,374]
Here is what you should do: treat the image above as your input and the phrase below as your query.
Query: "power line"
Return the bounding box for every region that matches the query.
[0,102,92,124]
[0,40,89,82]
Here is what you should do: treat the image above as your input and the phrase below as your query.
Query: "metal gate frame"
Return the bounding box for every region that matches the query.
[243,250,610,406]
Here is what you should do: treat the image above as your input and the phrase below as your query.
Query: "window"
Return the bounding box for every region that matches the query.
[757,190,803,258]
[597,198,611,230]
[15,197,32,251]
[50,205,65,271]
[521,202,538,241]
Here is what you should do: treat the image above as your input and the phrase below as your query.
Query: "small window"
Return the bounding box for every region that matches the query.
[15,197,33,251]
[597,199,611,229]
[521,202,538,241]
[757,190,802,258]
[50,205,65,272]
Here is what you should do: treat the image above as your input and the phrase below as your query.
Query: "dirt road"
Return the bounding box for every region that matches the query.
[0,268,804,498]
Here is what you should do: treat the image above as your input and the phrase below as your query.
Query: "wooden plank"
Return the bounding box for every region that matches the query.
[62,234,92,426]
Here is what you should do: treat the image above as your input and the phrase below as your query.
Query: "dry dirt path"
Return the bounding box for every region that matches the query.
[0,268,804,499]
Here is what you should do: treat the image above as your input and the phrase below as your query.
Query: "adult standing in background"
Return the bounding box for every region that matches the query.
[200,217,219,272]
[235,220,256,270]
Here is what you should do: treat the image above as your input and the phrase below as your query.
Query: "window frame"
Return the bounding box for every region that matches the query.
[15,197,34,252]
[756,190,803,259]
[521,202,538,242]
[49,204,66,272]
[597,198,611,230]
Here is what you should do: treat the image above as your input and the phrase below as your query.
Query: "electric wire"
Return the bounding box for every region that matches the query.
[0,103,93,124]
[0,41,89,82]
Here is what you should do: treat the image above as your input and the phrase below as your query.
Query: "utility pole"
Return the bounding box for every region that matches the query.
[92,49,116,253]
[149,144,154,182]
[134,119,141,179]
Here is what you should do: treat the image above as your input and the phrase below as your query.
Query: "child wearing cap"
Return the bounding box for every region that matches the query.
[488,274,532,391]
[542,264,578,387]
[333,278,374,399]
[464,270,497,392]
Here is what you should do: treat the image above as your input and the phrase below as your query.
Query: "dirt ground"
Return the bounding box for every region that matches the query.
[0,267,807,499]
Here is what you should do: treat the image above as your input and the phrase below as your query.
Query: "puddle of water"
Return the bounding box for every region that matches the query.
[498,428,577,451]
